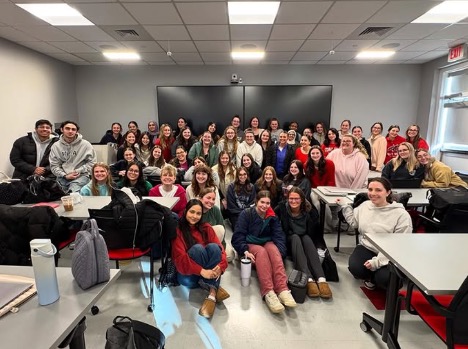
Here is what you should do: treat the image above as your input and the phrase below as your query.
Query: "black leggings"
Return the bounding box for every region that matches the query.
[348,245,390,290]
[289,234,325,280]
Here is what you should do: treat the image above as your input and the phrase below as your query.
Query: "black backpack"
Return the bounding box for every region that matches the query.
[105,316,165,349]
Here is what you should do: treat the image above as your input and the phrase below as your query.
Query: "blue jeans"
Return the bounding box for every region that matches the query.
[57,175,90,193]
[177,243,222,290]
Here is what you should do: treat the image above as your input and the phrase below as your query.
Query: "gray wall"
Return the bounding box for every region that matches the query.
[0,38,77,176]
[76,64,422,143]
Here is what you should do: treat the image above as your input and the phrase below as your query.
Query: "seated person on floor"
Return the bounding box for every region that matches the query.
[338,177,412,290]
[226,166,256,230]
[10,119,58,180]
[232,190,297,314]
[274,187,332,299]
[172,199,229,319]
[186,164,221,209]
[49,121,96,193]
[80,162,114,196]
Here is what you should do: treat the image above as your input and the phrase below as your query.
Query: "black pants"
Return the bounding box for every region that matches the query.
[289,234,325,280]
[348,245,390,290]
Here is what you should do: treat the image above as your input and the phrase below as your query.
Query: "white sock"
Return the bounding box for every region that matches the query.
[207,294,216,302]
[318,277,326,283]
[308,278,314,283]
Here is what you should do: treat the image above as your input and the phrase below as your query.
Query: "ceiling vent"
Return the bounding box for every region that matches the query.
[359,26,393,37]
[114,29,140,38]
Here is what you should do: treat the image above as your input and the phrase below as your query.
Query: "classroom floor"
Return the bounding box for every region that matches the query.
[59,226,445,349]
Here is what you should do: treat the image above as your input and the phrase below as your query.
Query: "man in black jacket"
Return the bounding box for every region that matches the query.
[10,119,58,179]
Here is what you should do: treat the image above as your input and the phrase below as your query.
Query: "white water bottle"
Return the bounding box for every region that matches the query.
[30,239,60,305]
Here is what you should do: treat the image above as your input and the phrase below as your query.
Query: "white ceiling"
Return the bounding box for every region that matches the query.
[0,0,467,65]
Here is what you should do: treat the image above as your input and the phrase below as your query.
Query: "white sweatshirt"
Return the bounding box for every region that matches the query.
[341,200,412,270]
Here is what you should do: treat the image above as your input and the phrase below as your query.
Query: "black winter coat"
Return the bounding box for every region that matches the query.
[10,133,58,180]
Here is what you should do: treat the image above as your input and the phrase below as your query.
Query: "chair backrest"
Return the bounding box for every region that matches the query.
[438,204,468,234]
[447,276,468,347]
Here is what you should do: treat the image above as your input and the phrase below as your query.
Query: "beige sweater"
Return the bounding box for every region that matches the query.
[368,134,386,171]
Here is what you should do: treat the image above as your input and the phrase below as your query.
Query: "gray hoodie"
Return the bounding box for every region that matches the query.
[49,133,96,178]
[341,200,412,270]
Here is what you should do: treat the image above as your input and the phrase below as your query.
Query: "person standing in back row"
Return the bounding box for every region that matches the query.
[10,119,58,180]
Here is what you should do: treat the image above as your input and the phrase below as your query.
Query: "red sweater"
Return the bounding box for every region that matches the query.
[307,159,336,188]
[172,223,227,276]
[385,135,405,163]
[321,142,338,158]
[154,138,174,162]
[148,184,187,215]
[295,147,310,166]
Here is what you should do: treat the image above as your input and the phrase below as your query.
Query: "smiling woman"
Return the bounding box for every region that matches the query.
[149,164,187,216]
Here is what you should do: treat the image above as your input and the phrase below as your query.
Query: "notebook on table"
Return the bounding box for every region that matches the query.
[317,186,356,196]
[389,178,423,189]
[0,274,36,317]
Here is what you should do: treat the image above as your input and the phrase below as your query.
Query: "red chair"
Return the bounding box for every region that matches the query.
[55,229,78,266]
[392,276,468,349]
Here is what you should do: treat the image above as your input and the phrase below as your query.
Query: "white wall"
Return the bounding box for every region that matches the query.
[76,64,422,143]
[0,38,77,176]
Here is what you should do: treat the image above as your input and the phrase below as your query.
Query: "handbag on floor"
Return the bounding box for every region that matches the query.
[287,269,308,304]
[322,249,339,282]
[105,316,165,349]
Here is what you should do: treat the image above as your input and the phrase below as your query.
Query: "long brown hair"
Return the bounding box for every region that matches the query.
[234,166,254,195]
[90,163,113,196]
[191,164,216,197]
[178,199,209,248]
[256,166,279,200]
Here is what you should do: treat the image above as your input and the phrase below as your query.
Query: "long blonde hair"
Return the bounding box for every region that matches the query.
[218,126,239,154]
[343,134,368,159]
[392,142,419,173]
[91,163,113,196]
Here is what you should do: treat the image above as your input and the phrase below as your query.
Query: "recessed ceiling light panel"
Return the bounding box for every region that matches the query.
[17,3,94,26]
[412,1,468,24]
[103,51,141,61]
[231,51,265,60]
[228,2,280,24]
[356,50,395,59]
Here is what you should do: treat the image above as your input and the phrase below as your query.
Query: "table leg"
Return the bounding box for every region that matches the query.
[59,317,87,349]
[319,199,326,233]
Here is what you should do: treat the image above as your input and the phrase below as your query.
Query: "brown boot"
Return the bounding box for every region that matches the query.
[307,281,320,298]
[318,282,333,299]
[199,298,216,318]
[216,287,230,303]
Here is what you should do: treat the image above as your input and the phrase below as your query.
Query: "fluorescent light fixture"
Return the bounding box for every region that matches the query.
[103,51,141,61]
[17,3,93,26]
[412,1,468,24]
[356,50,395,59]
[228,2,280,24]
[231,51,265,60]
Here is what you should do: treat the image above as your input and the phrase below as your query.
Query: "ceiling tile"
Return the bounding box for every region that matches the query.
[20,41,65,53]
[410,51,446,61]
[177,62,204,65]
[264,52,295,60]
[293,51,328,60]
[270,24,315,40]
[140,52,173,62]
[0,3,46,26]
[333,39,379,51]
[176,2,227,25]
[230,25,272,40]
[425,24,468,40]
[75,52,109,62]
[50,41,97,53]
[15,25,76,41]
[195,41,230,52]
[321,1,386,24]
[67,0,115,3]
[387,51,426,60]
[187,25,229,40]
[266,40,304,51]
[84,41,126,51]
[0,27,39,41]
[158,40,197,52]
[300,39,337,51]
[387,23,447,40]
[144,25,190,40]
[402,39,451,52]
[205,61,232,65]
[72,4,137,25]
[367,1,442,24]
[320,51,356,61]
[147,61,176,65]
[317,60,348,64]
[231,40,267,50]
[308,24,361,39]
[276,2,332,24]
[123,3,182,25]
[49,53,87,63]
[261,61,290,65]
[371,39,418,51]
[289,61,318,65]
[200,52,231,62]
[60,26,115,41]
[171,52,202,62]
[120,41,163,53]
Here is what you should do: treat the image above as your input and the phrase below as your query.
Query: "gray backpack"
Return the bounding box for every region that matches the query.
[72,218,110,290]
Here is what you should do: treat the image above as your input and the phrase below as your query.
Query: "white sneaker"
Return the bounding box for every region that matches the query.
[265,291,285,313]
[278,290,297,308]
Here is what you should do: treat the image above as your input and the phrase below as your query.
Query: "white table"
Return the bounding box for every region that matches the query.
[57,196,179,220]
[0,266,120,349]
[362,233,468,344]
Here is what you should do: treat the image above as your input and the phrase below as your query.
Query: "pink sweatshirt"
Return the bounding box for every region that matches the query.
[327,148,369,189]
